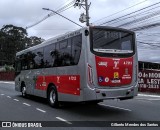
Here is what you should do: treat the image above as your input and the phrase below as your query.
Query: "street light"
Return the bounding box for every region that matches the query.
[42,8,83,28]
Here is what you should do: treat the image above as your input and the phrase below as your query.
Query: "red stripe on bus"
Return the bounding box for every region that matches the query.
[35,75,80,96]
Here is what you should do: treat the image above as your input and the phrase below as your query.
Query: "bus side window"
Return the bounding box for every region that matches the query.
[21,53,28,70]
[57,40,72,66]
[44,44,56,68]
[32,48,44,69]
[71,34,82,65]
[27,51,35,69]
[53,42,62,67]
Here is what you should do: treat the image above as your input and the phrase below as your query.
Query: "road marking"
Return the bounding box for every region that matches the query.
[136,98,160,101]
[23,103,31,106]
[7,96,11,98]
[138,94,160,98]
[136,99,153,103]
[99,103,132,112]
[56,117,72,124]
[1,94,4,96]
[36,108,46,113]
[0,81,15,84]
[13,99,19,102]
[147,99,160,101]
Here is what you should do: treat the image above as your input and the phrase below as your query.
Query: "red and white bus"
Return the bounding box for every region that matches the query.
[15,26,138,107]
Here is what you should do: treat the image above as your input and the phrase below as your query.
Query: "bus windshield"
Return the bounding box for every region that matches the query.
[91,28,134,56]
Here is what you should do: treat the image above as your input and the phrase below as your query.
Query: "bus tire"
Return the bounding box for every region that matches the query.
[21,85,27,97]
[47,86,59,108]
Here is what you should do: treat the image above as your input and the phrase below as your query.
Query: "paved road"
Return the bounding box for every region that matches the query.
[0,81,160,130]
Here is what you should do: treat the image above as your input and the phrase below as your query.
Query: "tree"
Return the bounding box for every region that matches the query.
[0,31,8,65]
[1,24,28,52]
[0,24,45,66]
[0,25,28,65]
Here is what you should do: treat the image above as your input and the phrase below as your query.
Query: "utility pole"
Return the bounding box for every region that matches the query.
[74,0,91,26]
[85,0,89,26]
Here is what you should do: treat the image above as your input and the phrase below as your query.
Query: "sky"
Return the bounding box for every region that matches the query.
[0,0,160,63]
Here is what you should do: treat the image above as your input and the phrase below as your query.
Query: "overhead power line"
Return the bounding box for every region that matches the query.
[130,22,160,31]
[94,1,160,49]
[55,0,74,11]
[42,8,82,27]
[26,0,75,29]
[137,41,160,48]
[137,32,160,36]
[106,5,160,27]
[94,0,148,24]
[117,10,160,28]
[99,1,160,26]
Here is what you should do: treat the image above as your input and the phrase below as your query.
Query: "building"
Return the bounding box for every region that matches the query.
[139,61,160,70]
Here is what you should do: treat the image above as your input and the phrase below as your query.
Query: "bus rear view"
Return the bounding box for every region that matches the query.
[86,26,138,101]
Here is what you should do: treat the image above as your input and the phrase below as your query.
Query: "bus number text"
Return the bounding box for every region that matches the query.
[69,76,77,81]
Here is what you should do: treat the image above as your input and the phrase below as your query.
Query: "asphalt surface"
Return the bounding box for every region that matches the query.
[0,81,160,130]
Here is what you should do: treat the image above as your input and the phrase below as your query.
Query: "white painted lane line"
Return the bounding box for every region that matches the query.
[7,96,11,98]
[0,81,15,84]
[136,99,153,103]
[23,103,31,106]
[148,99,160,101]
[99,103,132,112]
[1,94,4,96]
[13,99,19,102]
[36,108,46,113]
[138,94,160,98]
[56,117,72,124]
[137,98,160,101]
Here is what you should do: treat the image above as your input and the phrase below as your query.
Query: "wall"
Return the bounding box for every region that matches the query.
[138,70,160,93]
[0,72,15,81]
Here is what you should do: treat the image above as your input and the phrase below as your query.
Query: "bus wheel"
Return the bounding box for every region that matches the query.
[21,86,27,97]
[48,86,59,108]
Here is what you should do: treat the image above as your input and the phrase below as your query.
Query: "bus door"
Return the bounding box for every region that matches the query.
[24,70,35,95]
[26,69,45,97]
[19,53,35,95]
[26,48,44,95]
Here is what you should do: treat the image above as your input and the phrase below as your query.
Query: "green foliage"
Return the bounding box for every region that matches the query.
[0,24,45,66]
[1,24,28,52]
[4,64,10,72]
[10,66,15,71]
[0,65,15,72]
